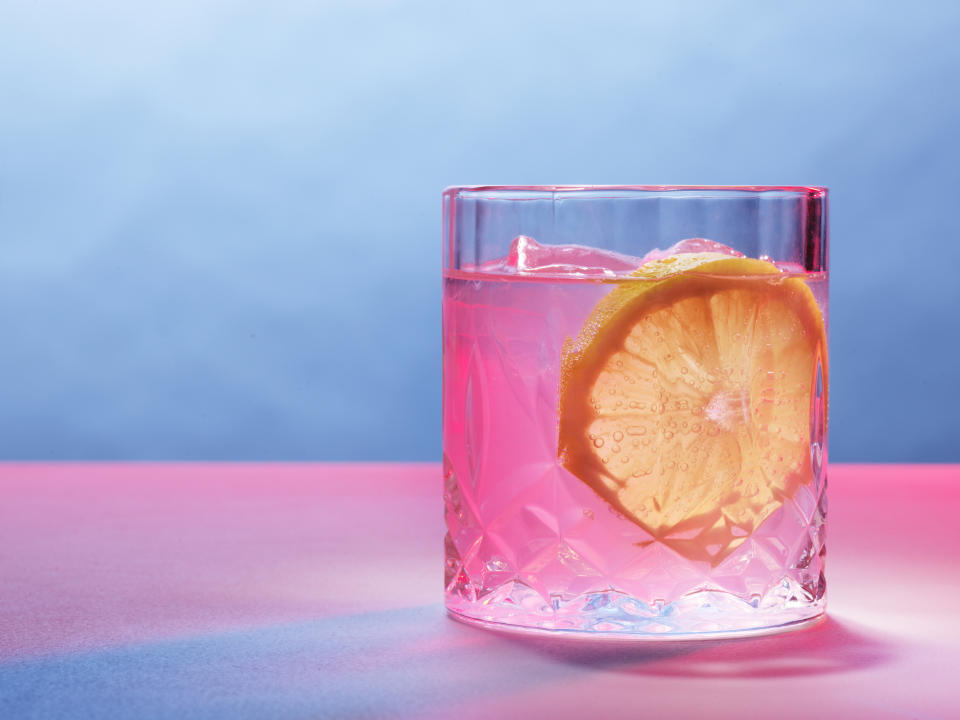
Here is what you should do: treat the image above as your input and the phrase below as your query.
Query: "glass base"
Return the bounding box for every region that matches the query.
[446,585,826,640]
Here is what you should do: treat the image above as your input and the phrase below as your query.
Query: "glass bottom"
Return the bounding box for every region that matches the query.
[446,585,826,640]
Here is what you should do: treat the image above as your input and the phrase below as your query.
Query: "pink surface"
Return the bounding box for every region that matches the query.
[1,463,959,719]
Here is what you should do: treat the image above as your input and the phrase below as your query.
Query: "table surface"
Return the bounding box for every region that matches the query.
[1,463,958,720]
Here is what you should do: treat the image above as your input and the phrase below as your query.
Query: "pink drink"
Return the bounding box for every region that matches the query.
[443,236,828,636]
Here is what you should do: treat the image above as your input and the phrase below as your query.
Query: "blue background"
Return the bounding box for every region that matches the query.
[1,1,958,461]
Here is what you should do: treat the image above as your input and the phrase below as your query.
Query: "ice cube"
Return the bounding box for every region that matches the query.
[473,236,748,278]
[769,261,806,275]
[496,236,643,277]
[641,238,744,264]
[756,254,803,274]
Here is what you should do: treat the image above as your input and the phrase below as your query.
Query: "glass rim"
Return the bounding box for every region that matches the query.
[445,185,827,197]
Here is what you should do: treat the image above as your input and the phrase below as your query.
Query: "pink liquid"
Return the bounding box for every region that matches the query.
[442,256,828,636]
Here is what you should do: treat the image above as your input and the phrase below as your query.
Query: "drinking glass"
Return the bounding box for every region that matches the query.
[442,186,828,637]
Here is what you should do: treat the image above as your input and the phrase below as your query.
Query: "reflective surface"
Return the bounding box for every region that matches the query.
[1,464,958,718]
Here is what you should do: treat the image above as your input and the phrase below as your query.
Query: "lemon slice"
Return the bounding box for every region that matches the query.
[558,253,827,564]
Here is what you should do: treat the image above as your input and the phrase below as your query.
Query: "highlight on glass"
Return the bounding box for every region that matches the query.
[442,186,828,637]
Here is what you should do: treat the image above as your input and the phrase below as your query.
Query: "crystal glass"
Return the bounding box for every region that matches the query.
[442,186,828,638]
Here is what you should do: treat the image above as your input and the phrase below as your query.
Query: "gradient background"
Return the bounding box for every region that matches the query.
[1,1,958,462]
